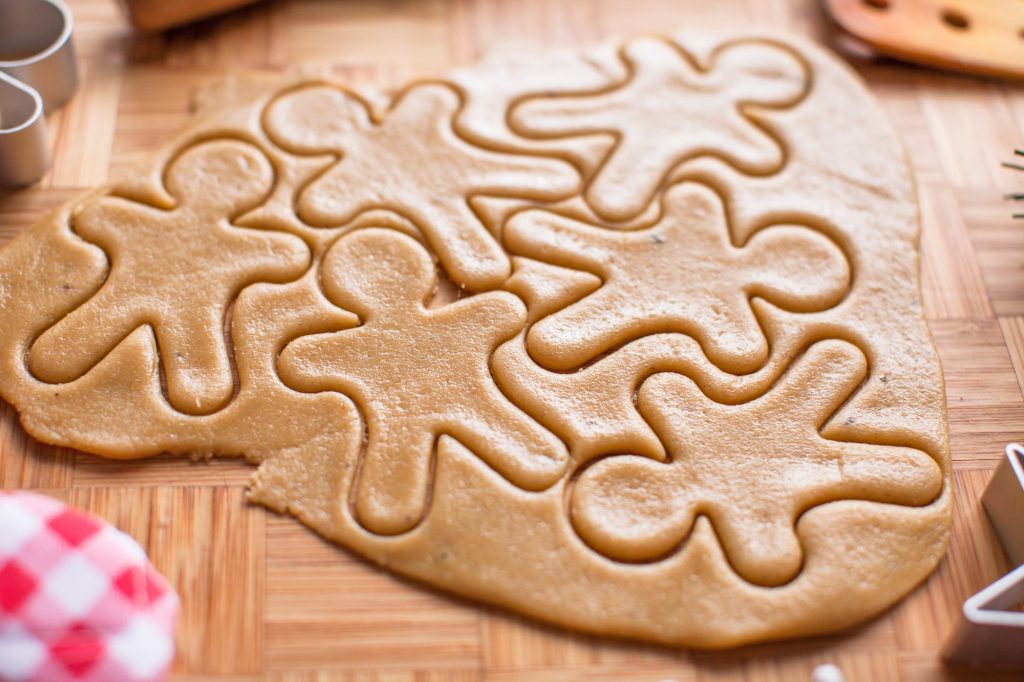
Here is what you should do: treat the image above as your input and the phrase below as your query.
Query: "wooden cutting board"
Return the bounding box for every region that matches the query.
[1,0,1023,680]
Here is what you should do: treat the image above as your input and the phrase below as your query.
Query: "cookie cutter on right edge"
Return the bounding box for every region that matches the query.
[943,443,1024,667]
[0,0,77,187]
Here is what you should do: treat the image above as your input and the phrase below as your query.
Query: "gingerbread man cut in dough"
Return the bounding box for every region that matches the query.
[512,38,808,222]
[263,83,581,291]
[570,341,942,586]
[278,228,569,536]
[29,141,311,416]
[505,182,850,374]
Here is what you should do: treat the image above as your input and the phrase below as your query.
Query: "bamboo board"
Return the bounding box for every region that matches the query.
[1,0,1023,680]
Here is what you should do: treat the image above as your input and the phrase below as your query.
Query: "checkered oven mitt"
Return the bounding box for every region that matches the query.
[0,491,179,681]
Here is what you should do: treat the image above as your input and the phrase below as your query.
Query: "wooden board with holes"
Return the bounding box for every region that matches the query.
[0,0,1023,680]
[825,0,1024,81]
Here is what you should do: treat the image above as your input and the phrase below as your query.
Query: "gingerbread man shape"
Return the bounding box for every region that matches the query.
[278,228,569,536]
[570,340,943,587]
[263,83,581,291]
[29,140,310,416]
[505,182,850,374]
[511,38,808,222]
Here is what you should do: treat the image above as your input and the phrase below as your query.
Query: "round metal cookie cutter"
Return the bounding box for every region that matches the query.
[0,0,78,187]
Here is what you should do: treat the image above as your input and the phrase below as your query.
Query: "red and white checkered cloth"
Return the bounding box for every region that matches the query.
[0,491,179,682]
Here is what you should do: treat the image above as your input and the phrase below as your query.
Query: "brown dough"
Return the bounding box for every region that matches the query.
[263,82,580,291]
[510,38,808,221]
[27,141,310,416]
[571,340,941,587]
[0,31,950,649]
[504,181,850,373]
[278,228,568,535]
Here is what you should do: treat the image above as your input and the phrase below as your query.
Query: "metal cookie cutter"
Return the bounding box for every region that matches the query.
[0,0,77,186]
[943,443,1024,666]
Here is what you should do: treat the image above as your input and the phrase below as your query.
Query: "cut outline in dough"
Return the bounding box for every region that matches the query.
[278,227,569,536]
[504,181,852,375]
[27,139,312,416]
[0,29,952,649]
[261,79,582,292]
[509,37,813,223]
[566,339,943,586]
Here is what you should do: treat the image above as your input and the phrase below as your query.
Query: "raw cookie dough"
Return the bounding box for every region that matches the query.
[0,31,950,648]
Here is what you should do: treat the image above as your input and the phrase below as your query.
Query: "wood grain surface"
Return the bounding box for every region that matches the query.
[1,1,1022,680]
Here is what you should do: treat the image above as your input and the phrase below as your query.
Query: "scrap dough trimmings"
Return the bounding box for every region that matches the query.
[0,33,950,647]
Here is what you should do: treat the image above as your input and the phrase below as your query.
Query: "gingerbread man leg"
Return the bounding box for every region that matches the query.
[356,418,438,536]
[446,385,569,492]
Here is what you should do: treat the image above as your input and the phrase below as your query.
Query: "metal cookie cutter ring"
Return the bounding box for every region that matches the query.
[0,0,77,187]
[943,443,1024,666]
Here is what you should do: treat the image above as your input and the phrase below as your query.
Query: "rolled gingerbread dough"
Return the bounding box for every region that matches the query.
[0,31,949,648]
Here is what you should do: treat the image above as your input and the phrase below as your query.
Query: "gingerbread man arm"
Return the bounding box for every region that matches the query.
[407,198,512,293]
[276,329,374,396]
[29,268,148,385]
[491,334,667,463]
[504,208,619,275]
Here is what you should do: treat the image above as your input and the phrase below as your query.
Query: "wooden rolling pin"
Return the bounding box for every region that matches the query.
[118,0,263,31]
